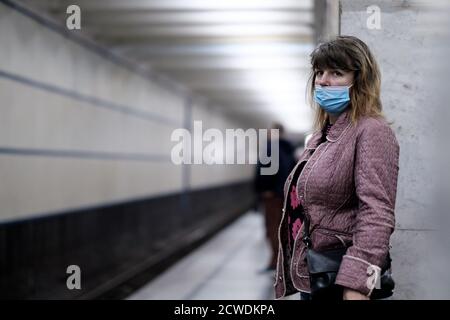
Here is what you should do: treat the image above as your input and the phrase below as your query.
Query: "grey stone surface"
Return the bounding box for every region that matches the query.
[340,0,450,299]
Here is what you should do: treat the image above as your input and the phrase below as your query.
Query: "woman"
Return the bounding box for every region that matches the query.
[274,35,400,300]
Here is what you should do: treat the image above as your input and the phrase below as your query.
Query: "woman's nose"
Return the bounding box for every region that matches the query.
[318,73,331,86]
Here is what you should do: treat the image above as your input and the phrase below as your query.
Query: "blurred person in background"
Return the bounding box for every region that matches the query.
[254,123,296,272]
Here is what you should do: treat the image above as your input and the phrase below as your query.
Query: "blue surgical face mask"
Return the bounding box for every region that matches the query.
[314,84,352,115]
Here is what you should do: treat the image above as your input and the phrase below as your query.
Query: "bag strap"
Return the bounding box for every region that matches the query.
[302,215,393,271]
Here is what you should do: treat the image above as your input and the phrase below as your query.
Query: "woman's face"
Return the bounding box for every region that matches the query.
[314,68,354,87]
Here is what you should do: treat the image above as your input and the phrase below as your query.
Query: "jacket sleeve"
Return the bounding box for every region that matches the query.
[335,119,400,296]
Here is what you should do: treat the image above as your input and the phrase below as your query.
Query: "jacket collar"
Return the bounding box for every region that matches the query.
[305,109,352,150]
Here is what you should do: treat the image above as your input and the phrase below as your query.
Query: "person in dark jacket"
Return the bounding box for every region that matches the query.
[254,123,296,271]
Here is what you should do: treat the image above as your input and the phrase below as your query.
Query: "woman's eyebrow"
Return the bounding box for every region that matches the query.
[314,68,343,72]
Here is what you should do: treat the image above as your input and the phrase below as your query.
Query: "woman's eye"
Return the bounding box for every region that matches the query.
[315,70,323,76]
[333,71,343,76]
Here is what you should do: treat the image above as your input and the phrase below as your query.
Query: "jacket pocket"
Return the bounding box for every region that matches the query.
[311,227,352,251]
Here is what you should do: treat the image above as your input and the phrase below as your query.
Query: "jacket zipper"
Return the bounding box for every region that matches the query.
[277,141,326,295]
[314,226,352,237]
[289,141,329,285]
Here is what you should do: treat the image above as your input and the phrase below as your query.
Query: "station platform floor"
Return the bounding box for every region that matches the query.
[127,211,300,300]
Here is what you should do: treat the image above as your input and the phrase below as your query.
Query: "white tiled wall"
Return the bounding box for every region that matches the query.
[0,3,254,222]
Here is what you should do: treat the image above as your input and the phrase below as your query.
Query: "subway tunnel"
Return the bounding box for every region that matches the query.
[0,0,449,301]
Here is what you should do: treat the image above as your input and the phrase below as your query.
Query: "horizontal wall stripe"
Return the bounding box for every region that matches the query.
[0,179,253,227]
[0,69,180,127]
[0,0,192,99]
[0,146,171,162]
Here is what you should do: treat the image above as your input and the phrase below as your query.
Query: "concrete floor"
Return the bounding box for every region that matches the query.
[127,211,300,300]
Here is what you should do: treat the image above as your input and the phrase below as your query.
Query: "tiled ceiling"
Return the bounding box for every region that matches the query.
[21,0,317,133]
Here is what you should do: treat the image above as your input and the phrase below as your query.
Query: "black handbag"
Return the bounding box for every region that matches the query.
[302,219,395,300]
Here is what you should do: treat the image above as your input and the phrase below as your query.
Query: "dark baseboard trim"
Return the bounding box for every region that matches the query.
[94,205,247,300]
[0,181,256,299]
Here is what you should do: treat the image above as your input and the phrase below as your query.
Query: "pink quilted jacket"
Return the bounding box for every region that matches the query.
[274,108,400,298]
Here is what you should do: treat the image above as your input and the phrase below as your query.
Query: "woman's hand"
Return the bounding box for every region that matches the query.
[343,288,369,300]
